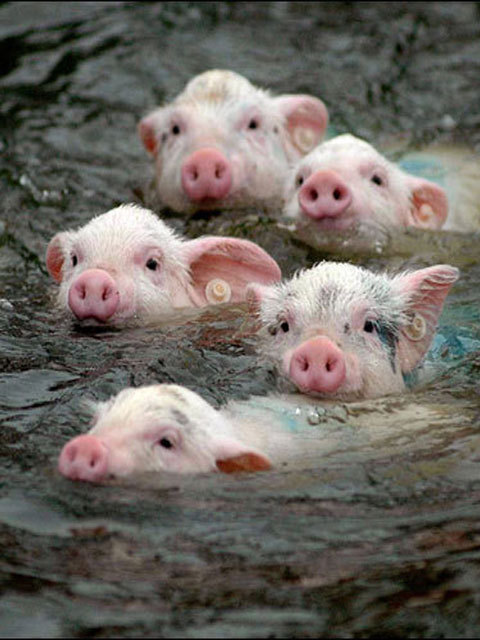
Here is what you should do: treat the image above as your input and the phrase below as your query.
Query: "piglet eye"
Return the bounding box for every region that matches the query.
[371,174,383,186]
[72,255,78,267]
[248,118,259,130]
[296,175,304,188]
[159,437,173,449]
[171,124,181,135]
[363,320,376,333]
[280,321,290,333]
[146,258,159,271]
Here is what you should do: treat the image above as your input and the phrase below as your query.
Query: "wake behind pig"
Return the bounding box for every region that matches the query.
[139,69,329,213]
[46,204,281,325]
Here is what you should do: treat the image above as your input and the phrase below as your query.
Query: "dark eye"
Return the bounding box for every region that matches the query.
[146,258,158,271]
[280,321,290,333]
[371,174,383,186]
[159,437,173,449]
[363,320,376,333]
[171,124,181,135]
[72,255,78,267]
[296,175,304,188]
[248,118,259,130]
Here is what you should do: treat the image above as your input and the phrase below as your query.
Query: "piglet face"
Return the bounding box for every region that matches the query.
[46,204,281,325]
[247,262,458,400]
[139,69,328,213]
[284,134,448,232]
[58,384,271,482]
[46,205,188,324]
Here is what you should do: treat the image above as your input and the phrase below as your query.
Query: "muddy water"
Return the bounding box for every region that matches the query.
[1,2,480,637]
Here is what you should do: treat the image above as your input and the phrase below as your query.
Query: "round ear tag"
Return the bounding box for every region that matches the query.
[404,313,427,341]
[205,278,231,305]
[294,127,316,153]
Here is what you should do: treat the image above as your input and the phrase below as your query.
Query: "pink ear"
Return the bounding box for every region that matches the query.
[407,177,448,229]
[182,237,281,307]
[46,234,66,283]
[275,94,329,156]
[394,264,459,372]
[138,113,159,155]
[213,436,272,473]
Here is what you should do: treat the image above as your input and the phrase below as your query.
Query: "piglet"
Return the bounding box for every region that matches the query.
[247,261,459,399]
[139,69,328,213]
[58,384,273,481]
[284,134,454,232]
[46,204,281,324]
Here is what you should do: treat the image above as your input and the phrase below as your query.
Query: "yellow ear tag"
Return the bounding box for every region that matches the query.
[404,313,427,341]
[293,127,316,153]
[205,278,231,305]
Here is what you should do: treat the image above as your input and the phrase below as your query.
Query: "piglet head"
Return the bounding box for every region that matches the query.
[58,384,271,482]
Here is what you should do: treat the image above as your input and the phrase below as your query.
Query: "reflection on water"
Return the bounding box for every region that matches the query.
[1,1,480,637]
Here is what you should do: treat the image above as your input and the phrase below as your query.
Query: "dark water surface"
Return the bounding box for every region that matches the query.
[1,2,480,637]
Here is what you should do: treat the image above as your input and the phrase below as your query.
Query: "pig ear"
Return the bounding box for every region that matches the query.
[182,237,281,306]
[138,112,161,155]
[408,177,448,230]
[214,437,272,473]
[275,94,329,156]
[394,265,459,373]
[46,233,67,283]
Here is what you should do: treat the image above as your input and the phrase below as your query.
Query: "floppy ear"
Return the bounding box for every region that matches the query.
[46,233,68,283]
[138,110,163,155]
[274,94,329,157]
[407,176,448,229]
[181,237,281,307]
[393,264,459,373]
[213,436,272,473]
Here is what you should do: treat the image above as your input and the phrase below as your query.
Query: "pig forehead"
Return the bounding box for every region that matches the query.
[306,135,386,167]
[69,207,181,255]
[270,264,404,322]
[180,69,262,103]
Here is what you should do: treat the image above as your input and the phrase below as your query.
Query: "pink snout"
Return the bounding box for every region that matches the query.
[181,148,232,202]
[68,269,120,322]
[289,336,346,394]
[58,434,108,483]
[299,170,352,220]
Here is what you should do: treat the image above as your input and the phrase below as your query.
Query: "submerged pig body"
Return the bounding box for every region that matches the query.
[284,134,452,232]
[247,261,459,400]
[139,69,328,213]
[46,204,281,324]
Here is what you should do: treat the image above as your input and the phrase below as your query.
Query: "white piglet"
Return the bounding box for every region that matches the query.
[139,69,329,213]
[46,204,281,324]
[284,134,451,232]
[247,261,459,399]
[58,384,273,481]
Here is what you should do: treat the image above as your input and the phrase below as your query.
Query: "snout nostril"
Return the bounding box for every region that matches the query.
[299,357,309,372]
[309,189,318,201]
[333,188,342,200]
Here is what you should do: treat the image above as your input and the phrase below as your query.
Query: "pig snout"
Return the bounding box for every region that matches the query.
[299,170,352,220]
[181,148,232,202]
[68,269,120,322]
[289,336,346,394]
[58,434,109,482]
